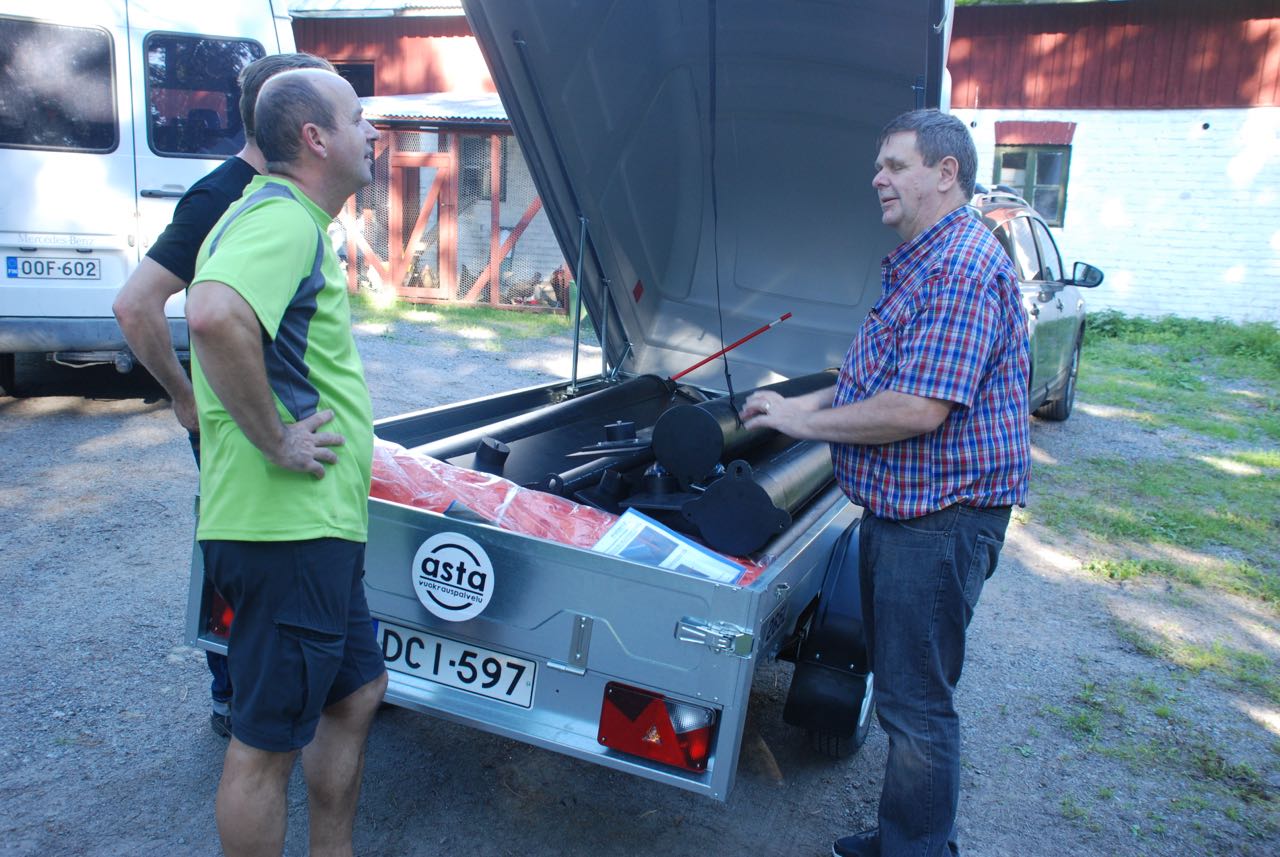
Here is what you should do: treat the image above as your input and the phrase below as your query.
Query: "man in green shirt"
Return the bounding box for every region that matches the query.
[186,68,386,857]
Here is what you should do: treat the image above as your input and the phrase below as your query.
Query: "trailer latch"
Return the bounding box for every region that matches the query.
[675,618,754,657]
[547,614,593,675]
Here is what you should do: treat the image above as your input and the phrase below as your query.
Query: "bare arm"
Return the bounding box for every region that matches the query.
[741,387,951,445]
[186,279,344,478]
[113,257,198,432]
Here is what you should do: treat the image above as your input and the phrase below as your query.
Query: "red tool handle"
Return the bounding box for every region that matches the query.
[670,312,793,381]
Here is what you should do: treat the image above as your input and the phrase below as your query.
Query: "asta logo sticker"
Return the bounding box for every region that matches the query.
[411,533,493,622]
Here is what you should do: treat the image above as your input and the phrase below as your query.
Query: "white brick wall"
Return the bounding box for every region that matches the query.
[952,107,1280,324]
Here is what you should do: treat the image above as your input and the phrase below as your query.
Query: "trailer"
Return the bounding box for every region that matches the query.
[186,0,953,800]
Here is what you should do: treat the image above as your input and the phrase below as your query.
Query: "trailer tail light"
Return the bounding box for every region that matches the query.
[207,589,234,639]
[597,682,716,772]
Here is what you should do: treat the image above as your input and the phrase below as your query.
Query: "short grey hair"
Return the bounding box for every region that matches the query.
[255,71,339,171]
[878,109,978,198]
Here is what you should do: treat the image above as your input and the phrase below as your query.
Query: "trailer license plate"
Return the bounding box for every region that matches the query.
[6,256,101,280]
[379,622,536,708]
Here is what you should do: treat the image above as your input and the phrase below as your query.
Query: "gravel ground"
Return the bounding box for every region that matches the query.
[0,318,1276,856]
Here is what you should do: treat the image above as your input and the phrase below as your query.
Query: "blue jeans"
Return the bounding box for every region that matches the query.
[856,504,1011,857]
[191,430,233,710]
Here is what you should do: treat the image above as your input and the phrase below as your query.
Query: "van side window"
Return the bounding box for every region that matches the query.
[0,17,117,153]
[146,33,264,158]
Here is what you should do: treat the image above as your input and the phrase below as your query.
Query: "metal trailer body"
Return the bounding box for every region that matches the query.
[186,0,953,800]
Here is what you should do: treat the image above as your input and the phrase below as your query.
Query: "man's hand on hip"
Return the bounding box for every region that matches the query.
[269,409,345,479]
[173,390,201,435]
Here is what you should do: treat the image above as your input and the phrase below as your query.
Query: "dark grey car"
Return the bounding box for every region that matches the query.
[972,187,1104,421]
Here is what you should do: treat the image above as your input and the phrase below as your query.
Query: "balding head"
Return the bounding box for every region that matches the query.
[238,53,335,142]
[255,68,348,172]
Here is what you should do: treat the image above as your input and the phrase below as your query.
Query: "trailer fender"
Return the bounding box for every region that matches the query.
[783,518,873,744]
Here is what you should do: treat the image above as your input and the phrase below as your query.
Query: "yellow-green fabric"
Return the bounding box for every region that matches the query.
[191,176,372,542]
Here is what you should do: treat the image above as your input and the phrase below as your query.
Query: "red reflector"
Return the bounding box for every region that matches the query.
[597,682,716,772]
[207,589,234,639]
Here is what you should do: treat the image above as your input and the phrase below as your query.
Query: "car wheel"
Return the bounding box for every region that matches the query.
[0,353,15,397]
[807,672,875,760]
[1036,336,1080,422]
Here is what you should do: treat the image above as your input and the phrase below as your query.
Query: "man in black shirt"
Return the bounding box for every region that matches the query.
[113,51,335,738]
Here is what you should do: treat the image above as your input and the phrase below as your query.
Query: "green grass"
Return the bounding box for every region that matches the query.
[1043,448,1280,605]
[349,289,579,346]
[1080,313,1280,442]
[1087,311,1280,379]
[1029,319,1280,608]
[1060,794,1089,821]
[1112,621,1280,706]
[1044,676,1278,837]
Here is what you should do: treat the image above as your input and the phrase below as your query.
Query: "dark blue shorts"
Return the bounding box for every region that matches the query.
[201,538,386,752]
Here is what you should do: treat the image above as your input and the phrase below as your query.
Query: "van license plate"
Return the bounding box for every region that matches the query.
[6,256,101,280]
[379,622,536,708]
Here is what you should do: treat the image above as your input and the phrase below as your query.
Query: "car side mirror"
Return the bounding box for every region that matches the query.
[1070,262,1104,288]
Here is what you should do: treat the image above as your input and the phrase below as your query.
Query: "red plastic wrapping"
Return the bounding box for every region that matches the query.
[369,438,767,585]
[371,439,616,547]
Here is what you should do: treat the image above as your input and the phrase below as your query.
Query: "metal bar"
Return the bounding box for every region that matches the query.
[388,133,405,289]
[652,370,839,486]
[569,214,587,396]
[440,132,459,298]
[600,283,610,379]
[411,374,672,462]
[488,133,503,305]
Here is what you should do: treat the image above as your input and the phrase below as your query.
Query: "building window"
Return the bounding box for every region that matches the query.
[334,62,374,98]
[994,145,1070,226]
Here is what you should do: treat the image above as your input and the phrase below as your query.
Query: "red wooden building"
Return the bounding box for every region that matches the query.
[948,0,1280,322]
[293,2,570,309]
[291,0,1280,321]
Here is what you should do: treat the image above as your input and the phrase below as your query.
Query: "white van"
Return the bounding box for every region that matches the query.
[0,0,294,393]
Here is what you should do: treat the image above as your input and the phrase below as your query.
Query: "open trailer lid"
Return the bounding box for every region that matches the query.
[462,0,951,390]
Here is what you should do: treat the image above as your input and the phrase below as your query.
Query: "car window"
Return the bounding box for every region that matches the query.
[146,32,263,158]
[986,216,1015,263]
[0,17,117,153]
[1002,217,1043,282]
[1030,219,1063,282]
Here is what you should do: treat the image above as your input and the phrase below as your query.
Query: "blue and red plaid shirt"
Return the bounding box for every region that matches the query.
[832,206,1030,520]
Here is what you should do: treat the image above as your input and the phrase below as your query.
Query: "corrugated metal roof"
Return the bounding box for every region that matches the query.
[360,92,507,125]
[288,1,463,18]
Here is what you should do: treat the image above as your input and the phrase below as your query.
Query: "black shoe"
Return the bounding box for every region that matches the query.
[832,829,878,857]
[210,711,232,739]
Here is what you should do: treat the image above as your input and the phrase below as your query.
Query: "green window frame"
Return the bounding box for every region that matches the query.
[993,145,1071,227]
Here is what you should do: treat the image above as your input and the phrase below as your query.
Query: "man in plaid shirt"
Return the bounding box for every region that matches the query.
[743,109,1029,857]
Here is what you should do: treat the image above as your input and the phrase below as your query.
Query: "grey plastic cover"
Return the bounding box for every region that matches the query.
[463,0,949,390]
